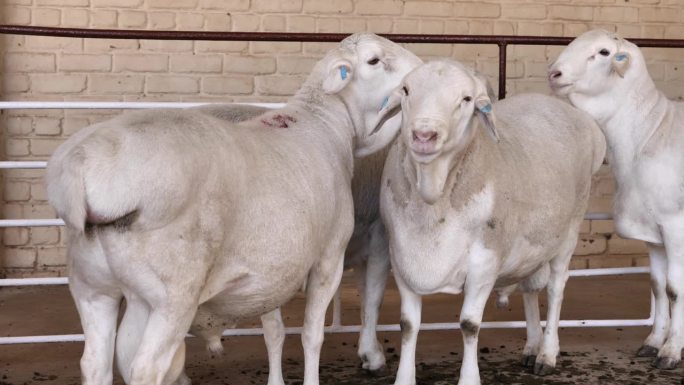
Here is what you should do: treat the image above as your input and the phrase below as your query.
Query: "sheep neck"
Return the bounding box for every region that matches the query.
[443,129,491,207]
[289,79,356,174]
[594,76,671,181]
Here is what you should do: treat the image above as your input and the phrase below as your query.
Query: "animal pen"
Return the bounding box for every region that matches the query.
[0,25,683,384]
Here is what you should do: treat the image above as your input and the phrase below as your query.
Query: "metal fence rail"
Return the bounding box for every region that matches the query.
[0,25,673,344]
[3,25,684,99]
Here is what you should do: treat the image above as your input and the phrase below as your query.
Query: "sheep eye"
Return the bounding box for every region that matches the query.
[402,86,409,95]
[599,49,610,56]
[463,96,472,102]
[367,57,380,65]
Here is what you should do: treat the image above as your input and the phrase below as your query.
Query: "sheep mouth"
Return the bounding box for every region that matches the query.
[549,81,573,94]
[410,140,441,156]
[409,143,441,159]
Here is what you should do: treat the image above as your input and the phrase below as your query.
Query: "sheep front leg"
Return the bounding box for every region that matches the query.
[638,244,670,357]
[655,223,684,369]
[521,292,543,367]
[261,308,285,385]
[301,255,345,385]
[356,240,390,372]
[70,276,122,385]
[393,273,422,385]
[458,278,496,385]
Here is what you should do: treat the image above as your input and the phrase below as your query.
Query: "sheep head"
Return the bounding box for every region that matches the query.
[316,33,423,158]
[548,29,643,107]
[372,60,496,204]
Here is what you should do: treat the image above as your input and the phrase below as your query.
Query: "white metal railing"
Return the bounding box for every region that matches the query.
[0,101,652,345]
[0,266,654,345]
[0,161,48,169]
[0,101,285,110]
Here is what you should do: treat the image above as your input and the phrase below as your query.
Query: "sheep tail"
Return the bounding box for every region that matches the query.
[46,146,87,233]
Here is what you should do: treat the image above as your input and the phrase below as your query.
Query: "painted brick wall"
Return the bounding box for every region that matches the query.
[1,0,683,277]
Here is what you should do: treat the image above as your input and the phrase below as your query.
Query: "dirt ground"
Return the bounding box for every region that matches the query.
[1,273,683,385]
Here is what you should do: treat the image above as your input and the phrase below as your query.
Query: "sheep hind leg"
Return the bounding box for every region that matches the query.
[654,224,684,369]
[165,343,188,385]
[69,275,122,385]
[127,299,198,385]
[638,244,669,358]
[116,295,149,383]
[116,295,190,385]
[520,292,543,368]
[519,264,548,368]
[261,308,285,385]
[301,255,345,385]
[356,236,390,373]
[534,239,575,376]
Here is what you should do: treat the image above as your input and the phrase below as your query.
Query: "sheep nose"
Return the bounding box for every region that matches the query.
[412,130,439,143]
[548,70,562,80]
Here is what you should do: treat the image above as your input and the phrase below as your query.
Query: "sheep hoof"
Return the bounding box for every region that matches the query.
[359,353,386,375]
[533,362,555,376]
[361,364,386,376]
[636,345,659,357]
[520,355,536,368]
[359,351,386,373]
[653,356,680,370]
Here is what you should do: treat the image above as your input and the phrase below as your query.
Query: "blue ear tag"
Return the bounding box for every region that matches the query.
[479,104,492,113]
[381,96,389,110]
[340,66,348,80]
[615,54,627,62]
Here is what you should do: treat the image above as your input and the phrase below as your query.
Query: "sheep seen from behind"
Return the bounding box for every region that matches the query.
[46,33,422,385]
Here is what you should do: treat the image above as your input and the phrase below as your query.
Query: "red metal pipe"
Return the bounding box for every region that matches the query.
[3,25,684,47]
[1,25,683,100]
[498,43,507,99]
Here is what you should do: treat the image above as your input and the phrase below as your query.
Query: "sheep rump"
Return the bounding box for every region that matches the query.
[46,32,423,385]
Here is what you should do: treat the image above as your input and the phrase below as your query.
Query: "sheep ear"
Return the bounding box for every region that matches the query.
[472,70,498,101]
[370,89,402,136]
[354,89,403,158]
[323,60,353,94]
[475,97,499,142]
[612,51,630,78]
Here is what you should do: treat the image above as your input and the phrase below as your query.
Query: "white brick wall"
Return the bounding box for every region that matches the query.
[1,0,683,277]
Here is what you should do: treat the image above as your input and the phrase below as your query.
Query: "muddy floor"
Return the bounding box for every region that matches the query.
[1,273,683,384]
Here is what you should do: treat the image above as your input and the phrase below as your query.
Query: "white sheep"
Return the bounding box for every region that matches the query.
[549,28,684,370]
[187,103,393,373]
[186,76,498,375]
[372,60,605,385]
[162,101,391,373]
[46,32,422,385]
